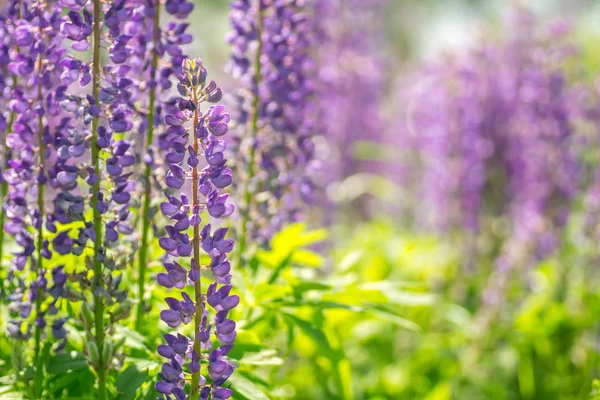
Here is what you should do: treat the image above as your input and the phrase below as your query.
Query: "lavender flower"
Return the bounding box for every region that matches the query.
[397,9,580,318]
[227,0,318,249]
[125,0,195,330]
[406,10,578,248]
[57,0,138,397]
[156,58,237,400]
[2,1,71,366]
[0,0,23,285]
[313,0,395,188]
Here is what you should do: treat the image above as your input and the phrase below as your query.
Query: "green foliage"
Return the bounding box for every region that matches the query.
[2,216,600,399]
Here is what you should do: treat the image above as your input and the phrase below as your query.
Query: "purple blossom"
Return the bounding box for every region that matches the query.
[156,58,237,400]
[2,0,71,353]
[395,10,580,311]
[227,0,318,247]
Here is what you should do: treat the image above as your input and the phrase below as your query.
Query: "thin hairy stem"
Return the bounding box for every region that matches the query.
[91,0,106,398]
[135,0,161,332]
[237,0,264,270]
[33,49,44,363]
[190,89,202,400]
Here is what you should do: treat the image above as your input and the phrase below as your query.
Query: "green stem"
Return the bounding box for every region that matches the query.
[91,1,106,398]
[190,89,202,400]
[135,0,161,332]
[33,50,44,364]
[236,0,264,271]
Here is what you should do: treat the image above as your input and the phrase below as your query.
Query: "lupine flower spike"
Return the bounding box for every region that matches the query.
[227,0,318,252]
[156,58,237,400]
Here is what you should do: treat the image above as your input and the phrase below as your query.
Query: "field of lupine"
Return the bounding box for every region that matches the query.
[3,0,600,399]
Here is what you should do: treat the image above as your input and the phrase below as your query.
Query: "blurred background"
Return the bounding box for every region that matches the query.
[162,1,600,399]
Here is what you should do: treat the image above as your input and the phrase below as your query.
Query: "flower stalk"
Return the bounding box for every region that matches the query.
[156,58,237,400]
[91,0,106,397]
[135,0,162,332]
[33,48,44,364]
[236,0,264,271]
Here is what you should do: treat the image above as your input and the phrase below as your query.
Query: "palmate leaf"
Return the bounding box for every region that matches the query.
[266,252,295,283]
[359,282,436,306]
[270,299,362,312]
[124,357,159,371]
[272,299,420,332]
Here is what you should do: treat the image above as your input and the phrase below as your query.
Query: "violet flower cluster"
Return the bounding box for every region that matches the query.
[2,0,69,350]
[314,0,387,184]
[52,0,139,393]
[397,10,580,313]
[124,0,194,329]
[227,0,318,246]
[58,0,137,252]
[156,58,237,400]
[407,10,578,253]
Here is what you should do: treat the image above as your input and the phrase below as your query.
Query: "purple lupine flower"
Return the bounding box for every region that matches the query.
[156,58,237,400]
[0,0,23,280]
[394,10,580,310]
[58,0,137,270]
[312,0,389,217]
[125,0,196,329]
[54,1,139,395]
[3,0,70,351]
[227,0,318,247]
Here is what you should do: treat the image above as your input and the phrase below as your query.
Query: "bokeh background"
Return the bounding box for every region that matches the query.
[206,0,600,399]
[4,1,600,399]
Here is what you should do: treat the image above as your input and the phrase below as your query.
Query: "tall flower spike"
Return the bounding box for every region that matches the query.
[0,0,24,295]
[2,1,71,394]
[128,0,194,331]
[314,0,387,187]
[156,58,237,400]
[227,0,318,255]
[58,0,137,398]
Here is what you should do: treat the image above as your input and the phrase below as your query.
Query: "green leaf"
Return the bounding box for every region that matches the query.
[46,352,88,374]
[338,250,364,272]
[366,305,422,332]
[266,251,294,284]
[228,373,271,400]
[254,283,292,304]
[274,300,362,312]
[281,313,336,359]
[240,350,284,366]
[125,357,159,371]
[337,358,354,400]
[115,326,149,351]
[291,249,323,268]
[292,281,333,294]
[115,364,148,400]
[34,342,52,397]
